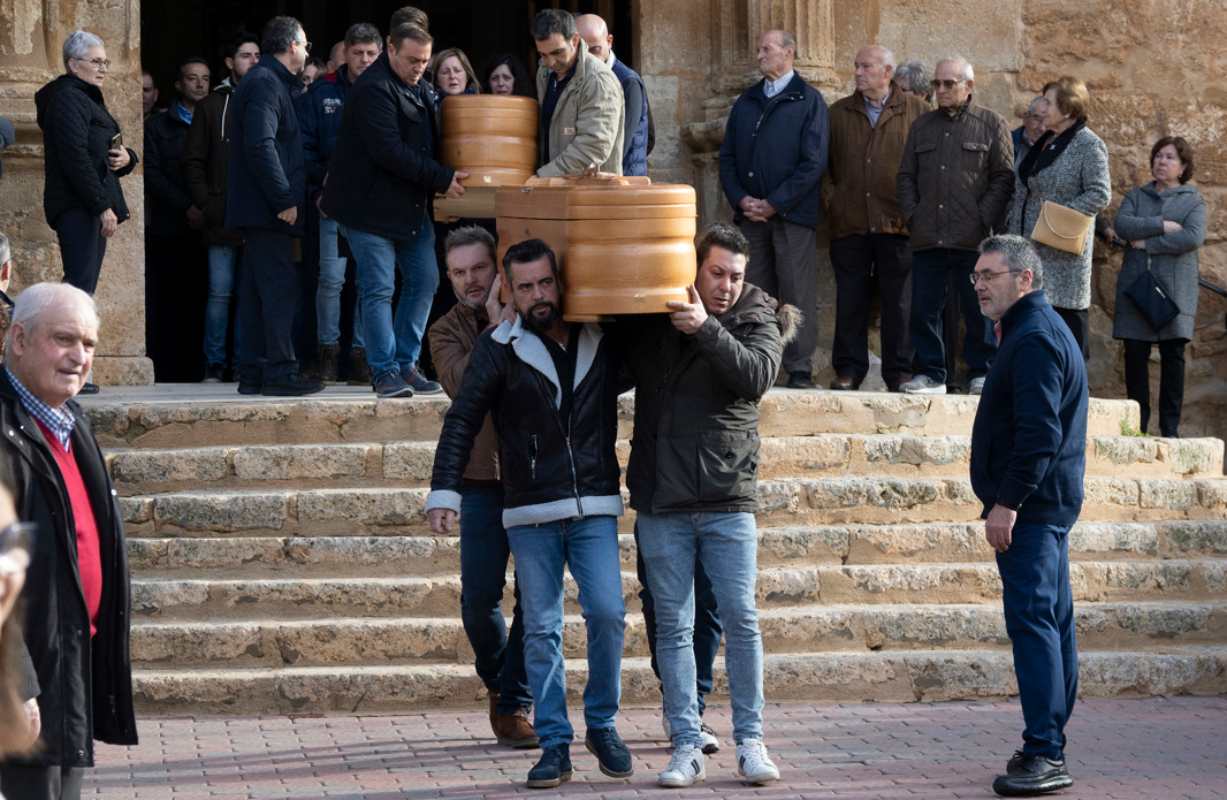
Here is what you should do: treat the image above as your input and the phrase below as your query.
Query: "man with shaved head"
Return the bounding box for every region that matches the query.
[826,44,929,392]
[719,29,828,389]
[575,13,651,176]
[0,282,137,799]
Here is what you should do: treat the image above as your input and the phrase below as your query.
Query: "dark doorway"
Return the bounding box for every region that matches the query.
[141,1,634,97]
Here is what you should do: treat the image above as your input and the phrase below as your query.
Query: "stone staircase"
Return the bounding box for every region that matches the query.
[81,387,1227,715]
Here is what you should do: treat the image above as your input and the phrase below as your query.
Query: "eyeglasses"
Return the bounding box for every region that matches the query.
[930,78,965,90]
[75,57,111,70]
[969,269,1017,286]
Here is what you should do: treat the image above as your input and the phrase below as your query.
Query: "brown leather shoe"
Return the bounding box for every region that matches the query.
[490,693,539,749]
[828,374,858,391]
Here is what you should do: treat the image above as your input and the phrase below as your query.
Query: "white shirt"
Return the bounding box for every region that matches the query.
[763,70,795,99]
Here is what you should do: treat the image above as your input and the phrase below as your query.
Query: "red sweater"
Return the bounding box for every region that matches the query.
[35,419,103,637]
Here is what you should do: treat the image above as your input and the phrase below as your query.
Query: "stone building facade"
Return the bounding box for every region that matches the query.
[0,0,1223,441]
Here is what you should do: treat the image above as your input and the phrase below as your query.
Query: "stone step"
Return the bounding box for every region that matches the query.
[129,559,1227,620]
[131,647,1227,715]
[105,434,1224,494]
[118,476,1227,537]
[83,389,1141,449]
[125,521,1227,578]
[128,601,1227,669]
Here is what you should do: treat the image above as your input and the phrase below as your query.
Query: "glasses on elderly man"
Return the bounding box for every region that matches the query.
[75,57,111,70]
[969,269,1018,286]
[930,78,965,90]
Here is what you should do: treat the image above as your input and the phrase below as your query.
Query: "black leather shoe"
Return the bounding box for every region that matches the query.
[585,726,633,778]
[261,374,324,397]
[828,374,858,391]
[526,745,572,789]
[786,371,815,389]
[992,754,1072,796]
[237,381,261,395]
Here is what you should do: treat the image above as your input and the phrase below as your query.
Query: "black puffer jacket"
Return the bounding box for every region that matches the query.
[143,107,193,238]
[427,319,623,528]
[614,284,796,513]
[34,74,138,227]
[0,372,137,768]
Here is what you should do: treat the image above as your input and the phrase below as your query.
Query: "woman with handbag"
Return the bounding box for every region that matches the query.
[1007,76,1111,358]
[1110,137,1206,437]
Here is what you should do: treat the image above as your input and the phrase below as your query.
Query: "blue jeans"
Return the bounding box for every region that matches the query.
[460,486,531,712]
[340,224,437,380]
[204,244,241,367]
[996,522,1078,760]
[910,247,996,383]
[506,515,625,749]
[634,522,721,714]
[317,217,364,348]
[637,511,764,748]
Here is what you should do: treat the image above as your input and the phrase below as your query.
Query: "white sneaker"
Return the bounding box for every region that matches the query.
[968,376,986,395]
[658,743,706,788]
[900,374,948,395]
[699,722,720,754]
[737,739,780,785]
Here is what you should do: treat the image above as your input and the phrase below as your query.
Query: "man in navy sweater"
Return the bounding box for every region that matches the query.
[968,234,1087,798]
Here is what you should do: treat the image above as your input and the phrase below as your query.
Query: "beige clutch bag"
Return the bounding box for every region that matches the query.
[1030,200,1093,255]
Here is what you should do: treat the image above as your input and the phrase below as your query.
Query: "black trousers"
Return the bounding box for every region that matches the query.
[53,208,107,294]
[1123,338,1187,437]
[830,233,913,388]
[1054,306,1089,361]
[238,228,301,384]
[739,218,819,375]
[145,233,208,382]
[0,765,84,800]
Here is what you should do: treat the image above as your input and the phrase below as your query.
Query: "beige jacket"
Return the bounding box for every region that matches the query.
[535,39,625,177]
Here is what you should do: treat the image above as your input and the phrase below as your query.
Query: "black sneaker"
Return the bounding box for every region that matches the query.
[403,365,443,395]
[203,364,226,383]
[373,371,414,399]
[584,726,633,778]
[526,745,572,789]
[992,754,1072,797]
[261,374,324,397]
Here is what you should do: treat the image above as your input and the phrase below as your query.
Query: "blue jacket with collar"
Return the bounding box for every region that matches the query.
[718,72,829,228]
[970,290,1088,527]
[295,65,354,188]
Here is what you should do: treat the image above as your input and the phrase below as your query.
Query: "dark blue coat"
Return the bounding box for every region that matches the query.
[320,51,453,242]
[970,290,1088,527]
[295,65,353,188]
[224,57,305,235]
[610,57,649,176]
[718,73,829,229]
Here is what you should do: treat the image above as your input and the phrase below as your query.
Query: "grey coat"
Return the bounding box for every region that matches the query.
[1007,126,1111,310]
[1111,182,1206,342]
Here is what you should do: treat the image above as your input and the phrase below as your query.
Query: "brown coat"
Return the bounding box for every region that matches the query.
[896,100,1015,252]
[825,89,930,241]
[428,302,499,482]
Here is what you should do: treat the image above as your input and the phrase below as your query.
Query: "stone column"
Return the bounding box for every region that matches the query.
[0,0,154,384]
[747,0,839,87]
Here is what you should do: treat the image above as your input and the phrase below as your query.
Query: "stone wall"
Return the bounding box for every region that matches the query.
[0,0,153,383]
[644,0,1227,435]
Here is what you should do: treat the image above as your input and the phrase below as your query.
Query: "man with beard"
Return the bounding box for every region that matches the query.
[426,226,535,749]
[426,238,632,789]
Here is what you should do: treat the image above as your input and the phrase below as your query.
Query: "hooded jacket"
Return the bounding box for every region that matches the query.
[183,78,243,246]
[34,74,138,227]
[614,284,797,513]
[719,73,830,229]
[0,371,137,769]
[426,318,623,529]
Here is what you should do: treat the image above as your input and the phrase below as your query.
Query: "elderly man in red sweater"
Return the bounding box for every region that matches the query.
[0,282,136,800]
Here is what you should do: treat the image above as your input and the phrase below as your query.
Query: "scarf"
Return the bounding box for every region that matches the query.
[1018,118,1085,182]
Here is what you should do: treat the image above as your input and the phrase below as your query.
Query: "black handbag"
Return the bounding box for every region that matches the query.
[1124,256,1180,330]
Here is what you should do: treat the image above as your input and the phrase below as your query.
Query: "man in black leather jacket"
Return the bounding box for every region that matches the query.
[426,239,632,789]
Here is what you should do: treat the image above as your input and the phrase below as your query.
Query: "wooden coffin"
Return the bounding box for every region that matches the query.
[435,94,538,221]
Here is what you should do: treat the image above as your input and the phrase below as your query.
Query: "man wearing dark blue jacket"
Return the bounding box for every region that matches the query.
[224,15,321,396]
[719,29,828,389]
[576,14,651,177]
[968,234,1086,798]
[297,22,381,383]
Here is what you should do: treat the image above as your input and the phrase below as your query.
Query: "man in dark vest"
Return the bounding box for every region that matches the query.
[576,14,651,177]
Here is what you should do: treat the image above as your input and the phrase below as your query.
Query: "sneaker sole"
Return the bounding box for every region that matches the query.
[409,386,444,395]
[497,735,541,749]
[902,386,948,395]
[526,770,572,789]
[375,387,415,399]
[658,769,705,788]
[992,774,1073,796]
[739,771,780,786]
[584,740,634,778]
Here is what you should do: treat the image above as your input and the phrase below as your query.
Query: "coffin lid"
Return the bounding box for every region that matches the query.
[495,176,696,220]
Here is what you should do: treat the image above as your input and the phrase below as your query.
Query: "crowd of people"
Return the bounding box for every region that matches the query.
[0,5,1212,799]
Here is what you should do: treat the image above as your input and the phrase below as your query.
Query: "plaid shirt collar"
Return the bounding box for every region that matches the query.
[4,367,76,449]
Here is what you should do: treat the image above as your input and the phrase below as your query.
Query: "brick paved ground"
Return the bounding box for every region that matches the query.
[84,697,1227,799]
